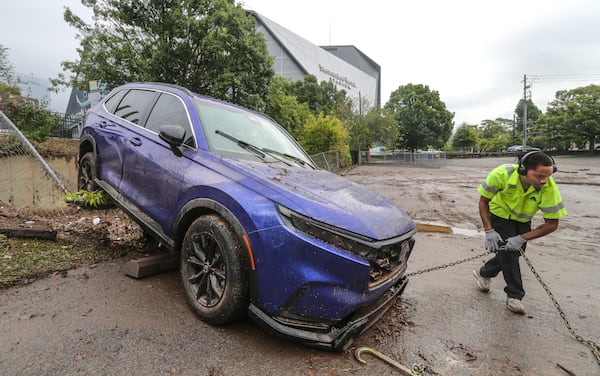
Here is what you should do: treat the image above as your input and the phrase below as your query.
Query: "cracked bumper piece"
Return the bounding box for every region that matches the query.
[248,277,409,351]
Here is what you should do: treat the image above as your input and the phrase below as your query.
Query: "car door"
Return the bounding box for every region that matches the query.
[91,88,131,189]
[119,91,194,234]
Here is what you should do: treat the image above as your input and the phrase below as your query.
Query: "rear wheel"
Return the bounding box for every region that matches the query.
[180,215,248,325]
[77,152,98,191]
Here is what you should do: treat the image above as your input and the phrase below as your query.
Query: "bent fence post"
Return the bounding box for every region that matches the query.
[0,110,70,194]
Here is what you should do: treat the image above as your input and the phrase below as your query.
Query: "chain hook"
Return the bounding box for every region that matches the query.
[355,347,421,375]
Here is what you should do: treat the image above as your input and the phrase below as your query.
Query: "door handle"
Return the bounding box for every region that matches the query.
[129,137,142,146]
[99,121,108,128]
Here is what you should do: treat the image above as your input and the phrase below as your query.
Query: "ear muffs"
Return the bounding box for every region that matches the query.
[518,151,557,175]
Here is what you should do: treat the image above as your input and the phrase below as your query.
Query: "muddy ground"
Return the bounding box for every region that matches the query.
[1,155,599,375]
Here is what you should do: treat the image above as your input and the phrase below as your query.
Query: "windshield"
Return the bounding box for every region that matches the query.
[194,98,314,166]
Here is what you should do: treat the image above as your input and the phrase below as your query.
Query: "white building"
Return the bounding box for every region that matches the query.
[251,11,381,107]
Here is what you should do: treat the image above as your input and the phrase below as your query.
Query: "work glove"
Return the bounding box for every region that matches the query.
[505,235,527,251]
[485,229,503,252]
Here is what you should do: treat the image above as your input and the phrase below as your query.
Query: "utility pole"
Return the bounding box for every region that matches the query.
[522,74,530,146]
[512,114,516,144]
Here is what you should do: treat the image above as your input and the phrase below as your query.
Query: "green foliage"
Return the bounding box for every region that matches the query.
[1,44,59,142]
[1,100,60,142]
[0,44,17,87]
[288,75,351,117]
[54,0,274,111]
[299,114,349,158]
[514,99,542,127]
[346,99,396,152]
[0,134,23,154]
[264,76,310,138]
[0,237,112,288]
[264,75,358,158]
[64,190,109,208]
[384,83,454,151]
[477,118,512,152]
[537,85,600,152]
[451,123,478,149]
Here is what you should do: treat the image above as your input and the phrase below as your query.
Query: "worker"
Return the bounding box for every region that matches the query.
[473,151,567,314]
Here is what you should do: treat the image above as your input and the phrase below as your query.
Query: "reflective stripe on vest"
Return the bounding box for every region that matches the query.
[482,165,515,194]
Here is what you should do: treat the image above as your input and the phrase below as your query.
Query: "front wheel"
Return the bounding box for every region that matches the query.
[77,151,98,191]
[180,215,248,325]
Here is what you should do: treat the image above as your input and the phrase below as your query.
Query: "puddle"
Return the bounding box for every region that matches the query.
[0,155,77,208]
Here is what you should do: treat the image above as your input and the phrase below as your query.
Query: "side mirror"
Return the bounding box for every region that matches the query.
[159,124,186,156]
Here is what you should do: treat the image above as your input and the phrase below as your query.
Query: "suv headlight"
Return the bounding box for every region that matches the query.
[277,204,415,285]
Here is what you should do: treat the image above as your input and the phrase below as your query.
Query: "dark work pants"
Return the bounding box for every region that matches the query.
[479,214,531,300]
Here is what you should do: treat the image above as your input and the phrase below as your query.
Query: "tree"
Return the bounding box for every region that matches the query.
[1,100,60,142]
[346,101,396,150]
[54,0,274,110]
[264,76,309,139]
[0,45,59,142]
[299,113,348,159]
[384,83,454,151]
[537,85,600,153]
[289,75,350,117]
[451,123,478,149]
[515,98,542,128]
[477,118,512,151]
[0,44,20,94]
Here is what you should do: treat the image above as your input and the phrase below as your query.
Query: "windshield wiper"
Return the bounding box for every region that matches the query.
[215,130,266,159]
[215,130,310,167]
[262,148,314,169]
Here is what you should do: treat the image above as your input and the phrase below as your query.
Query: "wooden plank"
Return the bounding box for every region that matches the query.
[0,228,58,240]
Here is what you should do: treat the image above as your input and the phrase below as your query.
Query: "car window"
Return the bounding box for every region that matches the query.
[104,89,129,114]
[195,99,310,163]
[113,89,156,125]
[145,93,196,148]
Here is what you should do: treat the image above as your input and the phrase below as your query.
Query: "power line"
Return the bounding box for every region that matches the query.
[529,74,600,83]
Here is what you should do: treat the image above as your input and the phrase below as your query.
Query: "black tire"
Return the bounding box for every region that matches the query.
[180,215,248,325]
[77,152,99,191]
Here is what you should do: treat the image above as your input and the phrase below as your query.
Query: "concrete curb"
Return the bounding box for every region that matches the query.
[415,222,453,234]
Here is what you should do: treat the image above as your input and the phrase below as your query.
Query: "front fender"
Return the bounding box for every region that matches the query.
[78,134,97,161]
[172,198,259,302]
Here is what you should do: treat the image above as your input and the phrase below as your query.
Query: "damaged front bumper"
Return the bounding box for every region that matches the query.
[248,276,409,351]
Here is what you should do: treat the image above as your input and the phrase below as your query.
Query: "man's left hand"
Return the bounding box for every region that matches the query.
[505,235,527,251]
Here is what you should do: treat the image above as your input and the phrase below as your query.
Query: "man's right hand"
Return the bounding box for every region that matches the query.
[485,229,503,252]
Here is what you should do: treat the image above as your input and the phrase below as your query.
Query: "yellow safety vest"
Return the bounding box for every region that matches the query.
[478,164,567,223]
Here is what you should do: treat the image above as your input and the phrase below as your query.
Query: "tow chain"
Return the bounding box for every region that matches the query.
[401,248,600,369]
[519,249,600,367]
[363,252,491,375]
[405,251,488,278]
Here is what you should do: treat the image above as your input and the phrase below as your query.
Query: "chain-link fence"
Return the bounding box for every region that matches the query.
[366,150,447,168]
[0,111,75,209]
[0,103,83,140]
[310,150,348,172]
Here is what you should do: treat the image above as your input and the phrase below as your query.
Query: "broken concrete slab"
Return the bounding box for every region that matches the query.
[123,253,178,279]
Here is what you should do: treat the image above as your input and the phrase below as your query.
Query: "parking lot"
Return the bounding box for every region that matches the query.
[1,155,599,375]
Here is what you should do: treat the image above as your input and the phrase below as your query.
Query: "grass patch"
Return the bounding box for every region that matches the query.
[0,235,114,288]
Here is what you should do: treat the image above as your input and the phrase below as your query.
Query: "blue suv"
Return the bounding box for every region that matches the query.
[78,82,416,350]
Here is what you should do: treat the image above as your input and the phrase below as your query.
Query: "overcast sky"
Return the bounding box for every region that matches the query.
[2,0,600,127]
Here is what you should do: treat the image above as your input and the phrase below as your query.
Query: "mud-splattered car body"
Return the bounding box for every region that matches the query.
[78,82,416,350]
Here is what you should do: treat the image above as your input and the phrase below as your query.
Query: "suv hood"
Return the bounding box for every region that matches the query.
[225,159,415,240]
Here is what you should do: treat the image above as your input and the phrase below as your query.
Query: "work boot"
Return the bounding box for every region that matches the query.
[472,270,490,293]
[506,298,525,314]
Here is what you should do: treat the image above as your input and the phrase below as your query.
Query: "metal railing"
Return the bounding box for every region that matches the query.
[0,103,83,139]
[366,151,447,168]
